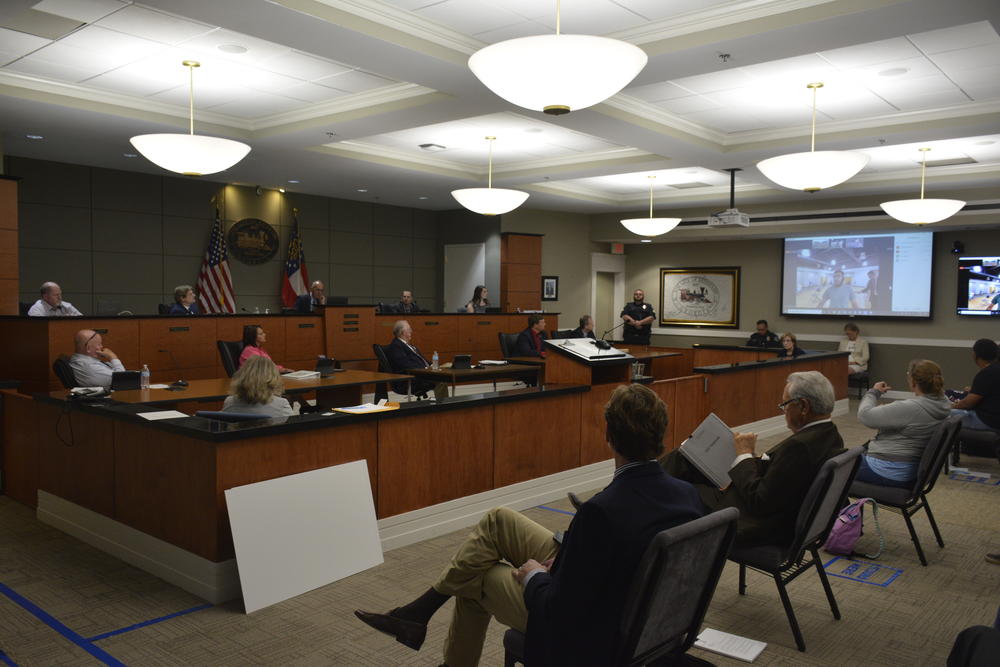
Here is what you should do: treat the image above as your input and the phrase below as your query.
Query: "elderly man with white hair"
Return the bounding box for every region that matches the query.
[662,370,845,546]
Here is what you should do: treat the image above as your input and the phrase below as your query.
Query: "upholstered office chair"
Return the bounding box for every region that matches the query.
[850,415,962,566]
[372,343,392,402]
[157,303,172,315]
[216,340,243,378]
[503,507,739,666]
[498,332,519,359]
[18,302,31,316]
[52,354,78,389]
[728,447,862,652]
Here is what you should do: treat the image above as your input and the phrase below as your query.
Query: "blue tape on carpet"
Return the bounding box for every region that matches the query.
[823,556,903,587]
[87,603,213,642]
[535,505,576,516]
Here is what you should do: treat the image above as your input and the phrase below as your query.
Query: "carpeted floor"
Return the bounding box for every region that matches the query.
[1,403,998,666]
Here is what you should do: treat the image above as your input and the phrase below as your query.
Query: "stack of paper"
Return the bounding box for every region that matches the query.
[694,628,766,662]
[333,400,399,415]
[478,360,508,366]
[283,370,320,380]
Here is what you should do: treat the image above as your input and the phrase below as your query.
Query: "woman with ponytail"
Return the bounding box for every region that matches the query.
[855,359,950,488]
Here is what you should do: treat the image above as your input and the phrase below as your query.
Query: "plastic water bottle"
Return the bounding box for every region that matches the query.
[431,351,439,370]
[254,305,260,314]
[141,364,150,390]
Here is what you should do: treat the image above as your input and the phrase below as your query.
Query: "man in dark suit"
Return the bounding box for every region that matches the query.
[294,280,326,313]
[393,290,419,314]
[663,370,844,546]
[354,384,704,667]
[745,319,780,347]
[384,320,447,400]
[514,314,547,357]
[569,314,597,339]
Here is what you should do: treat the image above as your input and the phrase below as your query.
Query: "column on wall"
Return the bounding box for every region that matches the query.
[0,177,18,315]
[500,232,542,312]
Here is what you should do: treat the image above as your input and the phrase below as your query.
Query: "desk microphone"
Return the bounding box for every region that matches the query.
[595,322,625,350]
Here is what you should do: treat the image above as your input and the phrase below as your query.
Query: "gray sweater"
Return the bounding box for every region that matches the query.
[858,389,950,462]
[222,395,294,418]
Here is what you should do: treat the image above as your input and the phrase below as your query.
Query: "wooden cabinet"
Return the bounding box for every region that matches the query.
[501,233,542,312]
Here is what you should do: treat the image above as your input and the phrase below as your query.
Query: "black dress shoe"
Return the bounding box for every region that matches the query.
[354,608,427,650]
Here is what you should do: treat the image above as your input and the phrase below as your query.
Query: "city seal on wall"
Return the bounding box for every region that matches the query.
[227,218,279,265]
[670,275,723,319]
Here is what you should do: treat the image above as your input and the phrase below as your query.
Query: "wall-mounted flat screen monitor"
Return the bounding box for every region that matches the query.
[781,231,933,318]
[957,256,1000,316]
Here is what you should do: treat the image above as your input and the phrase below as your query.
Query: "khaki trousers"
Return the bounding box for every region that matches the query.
[432,507,559,667]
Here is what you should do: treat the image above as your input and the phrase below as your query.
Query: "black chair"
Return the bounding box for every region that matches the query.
[728,447,862,652]
[952,427,1000,467]
[18,302,31,316]
[372,343,392,402]
[53,354,78,389]
[194,410,269,422]
[850,415,963,566]
[847,370,870,399]
[503,507,739,667]
[157,303,172,315]
[498,332,519,358]
[216,340,243,378]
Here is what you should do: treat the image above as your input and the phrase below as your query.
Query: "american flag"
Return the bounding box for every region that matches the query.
[197,211,236,314]
[281,210,309,307]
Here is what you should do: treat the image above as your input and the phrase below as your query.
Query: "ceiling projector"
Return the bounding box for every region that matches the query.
[708,208,750,227]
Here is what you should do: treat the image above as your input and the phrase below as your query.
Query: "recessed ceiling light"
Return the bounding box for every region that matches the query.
[356,188,368,193]
[419,143,446,152]
[218,44,248,54]
[417,196,429,200]
[25,134,43,140]
[123,153,138,158]
[878,67,909,77]
[640,239,652,243]
[287,179,300,184]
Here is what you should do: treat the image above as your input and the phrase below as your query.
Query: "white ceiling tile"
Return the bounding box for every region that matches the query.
[818,37,922,69]
[655,95,722,114]
[472,21,550,42]
[531,0,648,34]
[415,0,530,37]
[671,68,754,94]
[740,54,837,83]
[484,0,550,20]
[907,21,999,55]
[864,72,960,97]
[175,28,291,67]
[613,0,733,22]
[4,55,98,82]
[624,81,692,103]
[94,5,214,45]
[148,82,253,109]
[85,68,180,96]
[930,43,1000,78]
[47,25,166,67]
[0,28,51,65]
[682,108,769,133]
[279,81,351,103]
[844,56,941,87]
[209,92,304,119]
[317,69,396,93]
[380,0,445,10]
[261,51,353,81]
[32,0,125,23]
[880,88,972,111]
[816,90,898,120]
[959,81,1000,101]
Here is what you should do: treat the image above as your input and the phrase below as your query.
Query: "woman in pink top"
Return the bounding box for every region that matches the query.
[239,325,289,372]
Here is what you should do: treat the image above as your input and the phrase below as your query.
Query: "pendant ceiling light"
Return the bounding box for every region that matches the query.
[130,61,251,176]
[451,136,529,216]
[467,0,647,115]
[620,176,681,237]
[757,83,869,192]
[880,148,965,224]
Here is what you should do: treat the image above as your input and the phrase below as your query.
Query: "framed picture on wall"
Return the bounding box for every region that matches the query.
[659,267,740,327]
[541,276,559,301]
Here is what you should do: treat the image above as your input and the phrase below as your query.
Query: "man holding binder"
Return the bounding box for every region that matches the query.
[663,370,844,546]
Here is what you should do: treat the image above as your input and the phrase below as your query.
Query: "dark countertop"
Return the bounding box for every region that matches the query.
[692,343,782,352]
[0,380,20,389]
[34,383,589,443]
[1,310,560,320]
[693,350,849,374]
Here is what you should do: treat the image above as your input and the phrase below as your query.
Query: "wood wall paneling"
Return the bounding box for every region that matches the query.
[326,307,375,360]
[754,364,792,421]
[543,351,592,385]
[494,392,582,486]
[409,316,459,358]
[0,320,50,392]
[502,264,541,293]
[138,318,218,372]
[501,233,542,265]
[1,390,39,507]
[706,372,756,426]
[661,375,709,452]
[579,383,616,465]
[0,179,17,315]
[378,407,493,518]
[36,402,116,516]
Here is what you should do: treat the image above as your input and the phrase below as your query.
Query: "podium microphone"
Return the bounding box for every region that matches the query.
[594,321,625,350]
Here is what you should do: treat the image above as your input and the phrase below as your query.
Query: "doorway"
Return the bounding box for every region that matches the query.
[443,243,486,312]
[595,272,616,336]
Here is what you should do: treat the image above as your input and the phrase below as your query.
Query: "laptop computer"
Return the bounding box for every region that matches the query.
[111,370,141,391]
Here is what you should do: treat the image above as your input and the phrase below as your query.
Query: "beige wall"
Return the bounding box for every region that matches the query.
[501,208,606,331]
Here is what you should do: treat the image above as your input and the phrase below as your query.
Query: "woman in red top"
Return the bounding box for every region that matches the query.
[238,325,289,372]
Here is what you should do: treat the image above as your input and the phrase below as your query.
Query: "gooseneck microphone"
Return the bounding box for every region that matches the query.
[594,321,626,349]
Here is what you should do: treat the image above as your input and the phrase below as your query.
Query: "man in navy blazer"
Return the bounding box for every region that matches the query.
[514,314,548,357]
[354,384,705,666]
[294,280,326,313]
[384,320,447,400]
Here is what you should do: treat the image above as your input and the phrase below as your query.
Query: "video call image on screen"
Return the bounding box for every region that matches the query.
[957,256,1000,316]
[781,232,933,318]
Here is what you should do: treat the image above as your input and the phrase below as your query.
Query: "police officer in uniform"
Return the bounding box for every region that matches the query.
[620,289,656,345]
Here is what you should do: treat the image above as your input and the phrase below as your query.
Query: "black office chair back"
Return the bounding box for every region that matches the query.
[158,303,172,315]
[217,340,243,378]
[786,447,863,565]
[195,410,269,422]
[19,302,31,316]
[53,354,78,389]
[914,415,963,496]
[498,332,519,358]
[616,508,739,665]
[372,343,392,401]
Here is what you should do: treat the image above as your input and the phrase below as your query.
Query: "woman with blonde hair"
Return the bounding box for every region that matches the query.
[855,359,950,488]
[222,355,294,418]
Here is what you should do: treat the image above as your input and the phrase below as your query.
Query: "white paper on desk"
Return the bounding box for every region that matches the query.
[148,383,170,389]
[694,628,766,662]
[137,410,188,420]
[478,360,508,365]
[283,370,320,380]
[336,403,391,414]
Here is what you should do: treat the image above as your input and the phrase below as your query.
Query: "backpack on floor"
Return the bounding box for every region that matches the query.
[823,497,884,559]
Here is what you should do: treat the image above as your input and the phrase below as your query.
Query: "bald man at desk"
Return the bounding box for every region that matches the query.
[68,329,124,388]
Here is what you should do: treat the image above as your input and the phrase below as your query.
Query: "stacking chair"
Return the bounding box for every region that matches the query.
[216,340,243,378]
[847,370,870,399]
[850,415,962,566]
[53,354,78,389]
[728,447,862,652]
[503,507,739,667]
[952,427,1000,467]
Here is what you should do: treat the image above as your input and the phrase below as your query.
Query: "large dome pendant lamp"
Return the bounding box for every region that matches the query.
[130,61,251,176]
[467,0,648,115]
[620,176,682,237]
[451,136,529,216]
[757,83,869,192]
[880,148,965,224]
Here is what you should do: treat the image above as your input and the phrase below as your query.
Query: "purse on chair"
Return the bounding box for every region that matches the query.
[823,497,884,559]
